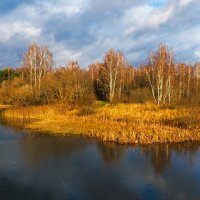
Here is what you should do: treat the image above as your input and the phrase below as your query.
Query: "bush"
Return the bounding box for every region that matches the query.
[77,106,95,116]
[128,88,152,103]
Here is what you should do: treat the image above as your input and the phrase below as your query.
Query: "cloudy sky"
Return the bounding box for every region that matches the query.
[0,0,199,68]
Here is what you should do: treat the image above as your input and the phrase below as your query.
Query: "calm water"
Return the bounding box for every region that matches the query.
[0,122,200,200]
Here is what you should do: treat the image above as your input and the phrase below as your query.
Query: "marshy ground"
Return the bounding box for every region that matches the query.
[2,102,200,144]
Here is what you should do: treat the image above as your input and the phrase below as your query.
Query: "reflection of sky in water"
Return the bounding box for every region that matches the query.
[0,125,200,200]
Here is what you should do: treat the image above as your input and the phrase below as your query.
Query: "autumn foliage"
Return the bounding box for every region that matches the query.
[0,43,200,106]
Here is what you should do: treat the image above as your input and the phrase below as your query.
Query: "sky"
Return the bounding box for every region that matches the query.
[0,0,199,68]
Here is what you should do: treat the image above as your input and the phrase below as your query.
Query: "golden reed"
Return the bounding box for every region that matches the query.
[2,103,200,144]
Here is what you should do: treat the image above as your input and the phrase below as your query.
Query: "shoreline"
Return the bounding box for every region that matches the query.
[1,103,200,145]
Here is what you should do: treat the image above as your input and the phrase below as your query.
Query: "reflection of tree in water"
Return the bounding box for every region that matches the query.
[171,142,200,154]
[140,144,171,174]
[0,117,91,168]
[0,116,28,130]
[140,142,200,174]
[19,135,90,168]
[171,142,200,167]
[97,142,128,165]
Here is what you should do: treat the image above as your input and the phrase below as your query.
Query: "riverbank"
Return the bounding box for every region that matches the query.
[1,103,200,144]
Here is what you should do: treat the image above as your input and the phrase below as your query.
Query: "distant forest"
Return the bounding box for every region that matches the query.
[0,43,200,106]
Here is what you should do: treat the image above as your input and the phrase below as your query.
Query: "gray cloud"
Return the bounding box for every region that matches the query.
[0,0,200,68]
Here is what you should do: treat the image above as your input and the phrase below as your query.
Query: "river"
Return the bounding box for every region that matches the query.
[0,121,200,200]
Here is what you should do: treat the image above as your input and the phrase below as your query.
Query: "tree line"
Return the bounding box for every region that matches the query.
[0,43,199,106]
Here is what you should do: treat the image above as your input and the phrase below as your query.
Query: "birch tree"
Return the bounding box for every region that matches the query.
[99,49,127,103]
[194,62,200,95]
[23,43,53,95]
[145,44,174,105]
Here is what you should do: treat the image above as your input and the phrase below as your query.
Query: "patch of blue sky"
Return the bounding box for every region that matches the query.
[150,0,167,8]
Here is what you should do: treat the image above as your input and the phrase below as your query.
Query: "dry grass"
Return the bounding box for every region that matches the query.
[2,103,200,144]
[0,105,12,109]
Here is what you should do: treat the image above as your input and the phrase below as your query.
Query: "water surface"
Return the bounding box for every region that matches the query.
[0,122,200,200]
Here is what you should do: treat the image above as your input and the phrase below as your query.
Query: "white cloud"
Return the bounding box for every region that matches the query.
[195,51,200,59]
[54,47,83,66]
[124,4,174,36]
[0,0,200,67]
[147,5,174,28]
[180,0,193,7]
[41,0,89,16]
[123,6,153,35]
[0,22,41,42]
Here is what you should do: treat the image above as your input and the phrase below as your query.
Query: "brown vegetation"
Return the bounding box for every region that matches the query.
[0,43,200,106]
[2,103,200,144]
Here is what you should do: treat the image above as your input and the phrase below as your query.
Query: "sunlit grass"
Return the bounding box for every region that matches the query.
[2,103,200,144]
[0,105,12,108]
